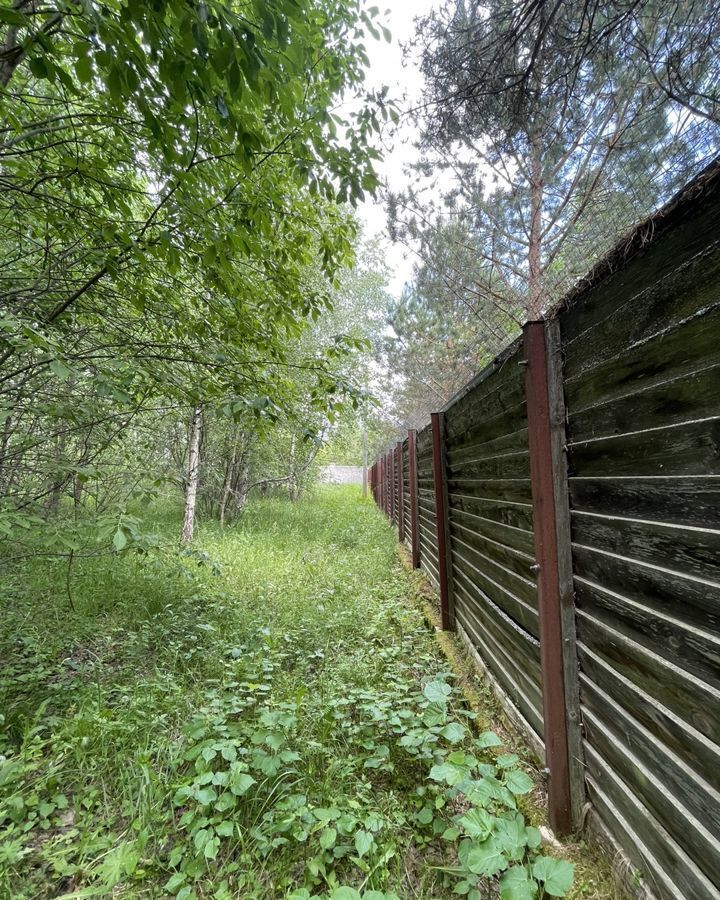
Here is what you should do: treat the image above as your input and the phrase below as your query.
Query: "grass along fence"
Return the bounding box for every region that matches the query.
[370,158,720,900]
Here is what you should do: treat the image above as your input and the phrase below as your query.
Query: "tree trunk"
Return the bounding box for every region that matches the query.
[219,438,238,528]
[288,433,297,501]
[528,129,544,320]
[181,405,202,544]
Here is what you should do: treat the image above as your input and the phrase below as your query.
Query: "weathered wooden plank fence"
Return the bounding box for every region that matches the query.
[368,159,720,900]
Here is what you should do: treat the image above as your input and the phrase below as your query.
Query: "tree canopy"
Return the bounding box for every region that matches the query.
[0,0,392,549]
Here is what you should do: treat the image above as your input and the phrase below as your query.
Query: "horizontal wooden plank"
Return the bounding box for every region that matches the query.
[418,525,438,554]
[578,642,720,779]
[561,203,720,353]
[445,477,534,504]
[446,352,525,441]
[565,300,720,416]
[451,541,539,637]
[452,564,538,642]
[449,531,538,611]
[449,517,536,582]
[453,568,541,678]
[421,567,439,588]
[447,450,530,481]
[571,541,720,630]
[568,476,720,529]
[568,416,720,477]
[572,509,720,587]
[575,575,720,686]
[417,509,437,531]
[581,683,720,883]
[576,612,720,744]
[447,492,534,532]
[448,505,535,555]
[456,621,545,763]
[568,359,720,443]
[416,426,432,451]
[447,395,527,454]
[418,515,437,537]
[455,593,544,738]
[447,425,529,466]
[584,745,718,900]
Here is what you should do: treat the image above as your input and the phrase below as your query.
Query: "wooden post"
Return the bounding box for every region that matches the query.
[397,441,405,543]
[386,451,392,518]
[431,412,454,631]
[407,430,420,568]
[524,319,584,835]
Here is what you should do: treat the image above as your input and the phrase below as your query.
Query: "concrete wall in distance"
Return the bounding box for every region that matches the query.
[319,465,364,485]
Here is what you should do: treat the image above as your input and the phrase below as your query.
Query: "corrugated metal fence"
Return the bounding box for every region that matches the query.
[369,160,720,900]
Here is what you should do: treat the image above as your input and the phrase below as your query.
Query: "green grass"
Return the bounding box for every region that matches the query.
[1,486,587,899]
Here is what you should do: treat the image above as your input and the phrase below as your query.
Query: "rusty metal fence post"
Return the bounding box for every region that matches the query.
[431,412,455,631]
[397,441,405,542]
[407,430,420,568]
[524,319,584,836]
[388,448,397,525]
[380,455,386,514]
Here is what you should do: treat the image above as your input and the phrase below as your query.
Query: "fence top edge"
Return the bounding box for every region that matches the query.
[426,153,720,427]
[373,154,720,466]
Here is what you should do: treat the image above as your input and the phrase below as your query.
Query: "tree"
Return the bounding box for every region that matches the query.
[400,0,703,322]
[181,405,203,544]
[471,0,720,127]
[0,0,392,556]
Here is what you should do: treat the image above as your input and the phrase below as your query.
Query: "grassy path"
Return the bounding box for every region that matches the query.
[1,488,605,899]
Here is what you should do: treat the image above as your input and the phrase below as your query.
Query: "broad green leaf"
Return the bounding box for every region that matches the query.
[331,889,362,900]
[164,871,187,893]
[423,680,452,703]
[475,731,503,749]
[203,835,220,859]
[465,837,508,877]
[499,866,538,900]
[505,770,534,795]
[532,857,574,896]
[229,773,255,796]
[0,8,29,25]
[354,828,372,857]
[49,359,72,380]
[459,808,493,840]
[496,753,520,768]
[494,815,529,859]
[320,827,336,850]
[440,722,466,743]
[429,762,464,785]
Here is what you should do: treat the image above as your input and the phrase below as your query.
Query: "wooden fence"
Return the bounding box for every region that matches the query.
[368,159,720,900]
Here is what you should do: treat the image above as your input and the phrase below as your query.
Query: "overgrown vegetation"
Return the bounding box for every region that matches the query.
[2,488,583,899]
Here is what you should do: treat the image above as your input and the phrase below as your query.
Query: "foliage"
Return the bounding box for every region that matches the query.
[0,0,393,551]
[384,0,719,424]
[0,487,576,898]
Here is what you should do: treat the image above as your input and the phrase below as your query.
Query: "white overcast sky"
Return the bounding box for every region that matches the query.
[355,0,439,297]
